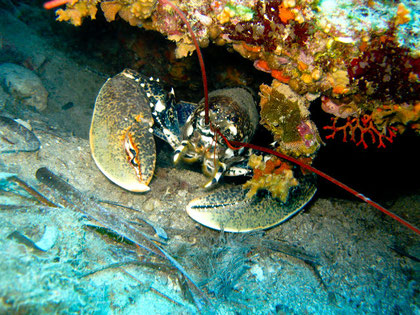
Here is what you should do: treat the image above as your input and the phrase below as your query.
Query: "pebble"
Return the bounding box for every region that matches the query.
[0,63,48,111]
[143,198,162,212]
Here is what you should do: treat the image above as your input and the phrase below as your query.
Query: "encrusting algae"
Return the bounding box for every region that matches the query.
[244,154,298,202]
[259,80,321,157]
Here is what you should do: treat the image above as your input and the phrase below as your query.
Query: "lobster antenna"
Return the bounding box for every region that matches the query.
[159,0,210,125]
[159,1,419,236]
[44,0,419,235]
[226,136,420,235]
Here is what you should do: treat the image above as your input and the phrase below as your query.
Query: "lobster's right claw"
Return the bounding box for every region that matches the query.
[186,174,317,232]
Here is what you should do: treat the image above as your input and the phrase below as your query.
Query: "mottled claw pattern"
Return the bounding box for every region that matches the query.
[187,173,317,232]
[90,69,158,192]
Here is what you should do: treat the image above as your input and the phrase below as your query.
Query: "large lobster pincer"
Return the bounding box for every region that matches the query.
[90,69,316,232]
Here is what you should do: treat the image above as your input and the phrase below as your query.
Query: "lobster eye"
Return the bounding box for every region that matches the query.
[230,116,238,123]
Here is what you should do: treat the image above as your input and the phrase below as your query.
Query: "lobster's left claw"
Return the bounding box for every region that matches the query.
[186,174,317,232]
[90,108,156,193]
[90,69,156,192]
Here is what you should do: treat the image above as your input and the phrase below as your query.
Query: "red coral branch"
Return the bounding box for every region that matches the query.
[323,114,398,149]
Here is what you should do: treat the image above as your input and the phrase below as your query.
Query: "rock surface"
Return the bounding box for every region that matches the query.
[0,63,48,111]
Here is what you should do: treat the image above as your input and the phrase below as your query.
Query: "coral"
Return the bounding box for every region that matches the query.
[323,102,420,148]
[100,1,122,22]
[371,103,420,134]
[51,0,419,149]
[56,0,98,26]
[57,0,157,26]
[323,114,398,149]
[243,154,298,202]
[259,80,321,157]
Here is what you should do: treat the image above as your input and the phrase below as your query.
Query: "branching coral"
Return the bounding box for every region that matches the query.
[323,114,398,149]
[323,101,420,148]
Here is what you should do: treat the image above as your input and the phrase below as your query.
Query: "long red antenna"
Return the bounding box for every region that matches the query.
[159,0,209,125]
[227,137,420,235]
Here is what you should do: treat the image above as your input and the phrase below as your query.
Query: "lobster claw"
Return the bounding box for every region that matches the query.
[90,69,156,192]
[186,174,317,232]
